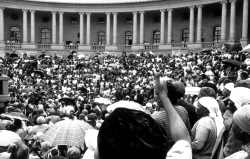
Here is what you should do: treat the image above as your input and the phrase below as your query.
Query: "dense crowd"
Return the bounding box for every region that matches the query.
[1,46,250,159]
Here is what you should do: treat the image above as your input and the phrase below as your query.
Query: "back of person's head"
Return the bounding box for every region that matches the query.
[97,108,170,159]
[166,82,178,105]
[199,82,217,94]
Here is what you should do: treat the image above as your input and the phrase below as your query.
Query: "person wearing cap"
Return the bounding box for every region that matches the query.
[173,82,198,127]
[192,97,224,159]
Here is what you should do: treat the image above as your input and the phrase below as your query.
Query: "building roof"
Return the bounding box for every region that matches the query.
[24,0,160,4]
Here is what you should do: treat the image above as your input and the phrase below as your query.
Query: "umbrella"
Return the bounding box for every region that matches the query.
[76,63,84,69]
[242,44,250,52]
[68,55,73,59]
[29,55,37,60]
[94,97,111,105]
[3,112,28,121]
[222,59,241,67]
[59,97,76,106]
[128,54,136,59]
[42,120,93,149]
[20,88,34,93]
[0,130,21,146]
[39,54,45,58]
[10,53,18,58]
[33,70,44,78]
[107,100,150,114]
[34,83,47,88]
[8,87,18,93]
[82,74,94,78]
[185,87,201,95]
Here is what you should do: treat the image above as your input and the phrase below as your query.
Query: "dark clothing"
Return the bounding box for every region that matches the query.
[175,99,198,128]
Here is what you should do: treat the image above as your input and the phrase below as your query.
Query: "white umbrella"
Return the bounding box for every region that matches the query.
[0,130,21,146]
[185,87,201,95]
[107,101,150,114]
[242,44,250,52]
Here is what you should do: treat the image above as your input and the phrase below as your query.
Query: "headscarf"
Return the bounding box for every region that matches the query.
[36,116,45,124]
[230,87,250,109]
[82,129,99,159]
[233,105,250,135]
[198,97,224,137]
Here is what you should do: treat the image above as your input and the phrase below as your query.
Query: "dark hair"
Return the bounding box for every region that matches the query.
[98,108,170,159]
[166,82,178,105]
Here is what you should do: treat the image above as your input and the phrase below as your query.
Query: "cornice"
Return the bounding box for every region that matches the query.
[0,0,224,13]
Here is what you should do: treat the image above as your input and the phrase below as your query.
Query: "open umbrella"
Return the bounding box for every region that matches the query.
[20,88,34,93]
[33,70,44,78]
[3,112,28,121]
[107,101,150,114]
[222,59,241,67]
[68,55,73,59]
[128,54,136,59]
[94,97,111,105]
[59,97,76,106]
[10,53,18,58]
[185,87,201,95]
[82,74,94,78]
[29,55,37,60]
[76,63,84,69]
[8,87,18,93]
[0,130,21,146]
[39,54,45,58]
[34,83,47,88]
[42,120,93,149]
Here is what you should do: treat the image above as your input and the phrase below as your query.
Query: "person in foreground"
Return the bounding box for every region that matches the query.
[225,105,250,159]
[93,73,192,159]
[0,139,29,159]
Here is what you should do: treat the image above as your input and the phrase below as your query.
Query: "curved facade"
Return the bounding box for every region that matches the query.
[0,0,249,56]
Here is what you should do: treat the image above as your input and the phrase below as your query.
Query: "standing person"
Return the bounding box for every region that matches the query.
[224,105,250,158]
[192,97,224,159]
[172,82,198,127]
[152,82,191,146]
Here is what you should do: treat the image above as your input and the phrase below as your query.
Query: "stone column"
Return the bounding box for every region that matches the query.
[106,12,111,45]
[59,12,64,44]
[52,11,57,44]
[241,0,249,41]
[196,5,203,43]
[221,1,227,41]
[30,10,35,44]
[189,6,195,43]
[229,0,237,41]
[0,8,4,42]
[86,12,91,45]
[22,9,28,43]
[167,9,173,44]
[132,11,138,45]
[139,11,145,45]
[112,12,118,45]
[160,9,165,44]
[79,13,84,45]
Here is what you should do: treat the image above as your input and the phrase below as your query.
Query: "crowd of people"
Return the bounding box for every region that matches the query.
[0,45,250,159]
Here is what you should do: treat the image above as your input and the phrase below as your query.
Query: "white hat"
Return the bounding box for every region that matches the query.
[224,83,234,92]
[230,87,250,109]
[146,103,152,108]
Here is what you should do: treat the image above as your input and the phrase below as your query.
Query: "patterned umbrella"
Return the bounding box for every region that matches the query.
[42,120,94,149]
[3,112,29,121]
